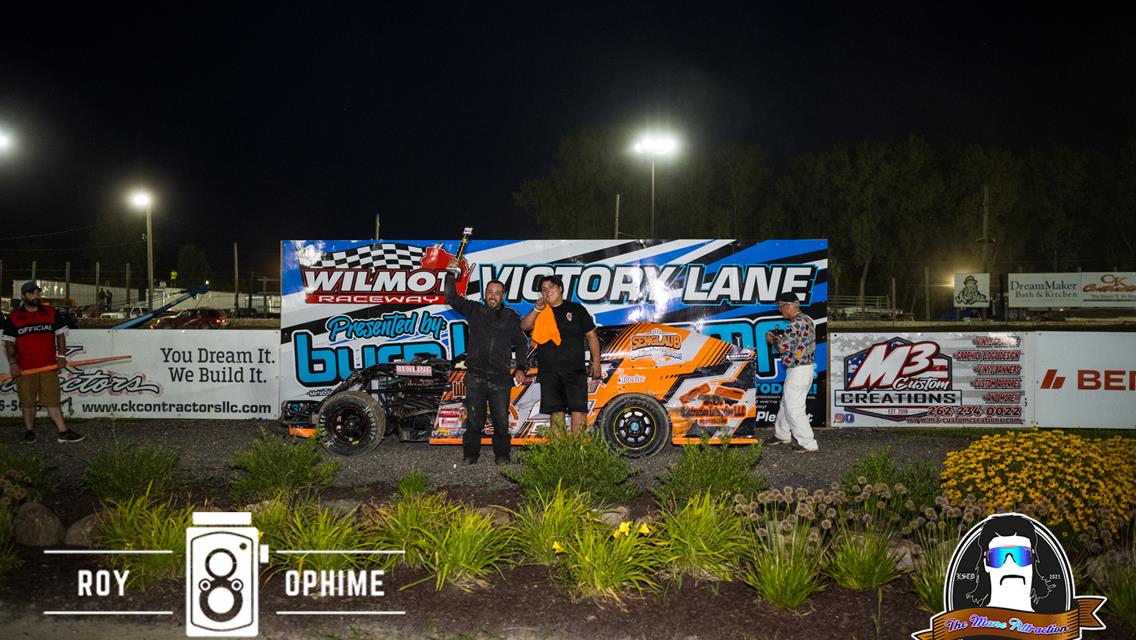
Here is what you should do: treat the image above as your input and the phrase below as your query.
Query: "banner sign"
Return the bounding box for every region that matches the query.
[953,273,991,308]
[1034,332,1136,428]
[829,331,1032,427]
[0,330,279,419]
[1007,272,1136,308]
[280,239,829,440]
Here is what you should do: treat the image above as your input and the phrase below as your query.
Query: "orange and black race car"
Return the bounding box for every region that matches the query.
[281,322,757,458]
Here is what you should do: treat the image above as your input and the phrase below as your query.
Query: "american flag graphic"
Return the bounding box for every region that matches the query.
[314,243,426,270]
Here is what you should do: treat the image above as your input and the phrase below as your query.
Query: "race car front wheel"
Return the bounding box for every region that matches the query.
[316,390,385,456]
[599,393,670,459]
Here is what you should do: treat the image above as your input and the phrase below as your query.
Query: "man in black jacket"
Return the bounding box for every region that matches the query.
[445,261,529,464]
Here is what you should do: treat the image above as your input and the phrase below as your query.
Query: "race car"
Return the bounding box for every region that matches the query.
[281,322,759,458]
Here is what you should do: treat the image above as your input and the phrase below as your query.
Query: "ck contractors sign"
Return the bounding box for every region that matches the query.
[0,330,280,419]
[1007,272,1136,308]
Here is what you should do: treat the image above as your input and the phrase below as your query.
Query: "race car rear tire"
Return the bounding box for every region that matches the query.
[316,390,385,456]
[599,393,670,459]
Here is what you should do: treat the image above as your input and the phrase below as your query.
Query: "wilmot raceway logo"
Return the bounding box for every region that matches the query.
[914,513,1106,640]
[836,337,960,421]
[300,242,472,305]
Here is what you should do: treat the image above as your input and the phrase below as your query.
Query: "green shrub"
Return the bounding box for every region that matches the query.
[96,493,192,588]
[659,492,746,587]
[653,437,766,505]
[417,507,514,591]
[741,524,826,610]
[0,506,19,578]
[251,492,298,559]
[275,503,370,574]
[229,431,340,501]
[842,446,939,511]
[364,492,458,570]
[397,470,431,498]
[1084,535,1136,631]
[911,532,956,613]
[512,483,595,567]
[1098,559,1136,630]
[825,529,902,589]
[504,433,637,506]
[0,444,59,501]
[560,520,665,607]
[83,442,182,500]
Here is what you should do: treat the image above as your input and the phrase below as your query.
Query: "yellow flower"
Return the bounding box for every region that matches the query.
[638,523,652,535]
[552,541,565,554]
[613,521,631,538]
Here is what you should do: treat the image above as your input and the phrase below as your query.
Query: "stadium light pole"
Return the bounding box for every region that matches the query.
[130,190,155,312]
[633,132,679,237]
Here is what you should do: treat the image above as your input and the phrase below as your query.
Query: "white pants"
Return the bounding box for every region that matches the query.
[774,363,817,450]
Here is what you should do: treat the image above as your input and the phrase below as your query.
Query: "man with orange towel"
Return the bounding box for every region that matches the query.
[520,275,601,435]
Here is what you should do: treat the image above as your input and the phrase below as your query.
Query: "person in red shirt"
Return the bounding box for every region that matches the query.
[3,282,84,444]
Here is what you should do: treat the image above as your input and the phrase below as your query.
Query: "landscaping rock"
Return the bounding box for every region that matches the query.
[240,499,279,515]
[598,506,630,527]
[892,540,915,573]
[13,502,65,547]
[64,513,100,547]
[475,505,512,527]
[321,498,362,518]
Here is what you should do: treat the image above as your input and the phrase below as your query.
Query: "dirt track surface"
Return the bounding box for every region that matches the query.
[7,419,974,493]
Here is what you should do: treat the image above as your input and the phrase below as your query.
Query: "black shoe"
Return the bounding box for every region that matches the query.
[463,456,478,465]
[57,430,85,443]
[21,430,36,445]
[494,455,512,465]
[763,435,790,446]
[792,444,819,453]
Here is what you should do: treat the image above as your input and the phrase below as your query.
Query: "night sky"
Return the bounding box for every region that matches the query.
[2,2,1133,275]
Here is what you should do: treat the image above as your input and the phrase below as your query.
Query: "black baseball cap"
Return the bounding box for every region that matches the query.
[775,292,800,304]
[20,281,41,294]
[537,274,564,289]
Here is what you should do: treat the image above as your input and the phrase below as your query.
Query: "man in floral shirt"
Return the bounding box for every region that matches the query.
[764,292,818,451]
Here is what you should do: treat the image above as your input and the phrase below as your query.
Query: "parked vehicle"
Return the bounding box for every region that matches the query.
[152,307,229,329]
[231,307,263,319]
[100,306,148,320]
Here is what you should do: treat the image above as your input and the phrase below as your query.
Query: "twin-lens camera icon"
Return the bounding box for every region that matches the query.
[186,512,269,637]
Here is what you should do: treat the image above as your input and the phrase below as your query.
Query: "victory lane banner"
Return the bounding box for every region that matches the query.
[829,332,1032,427]
[279,239,829,440]
[0,330,280,419]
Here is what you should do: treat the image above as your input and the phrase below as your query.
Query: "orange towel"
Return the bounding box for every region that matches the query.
[531,305,561,348]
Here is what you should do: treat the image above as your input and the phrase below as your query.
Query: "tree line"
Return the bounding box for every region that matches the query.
[514,131,1136,311]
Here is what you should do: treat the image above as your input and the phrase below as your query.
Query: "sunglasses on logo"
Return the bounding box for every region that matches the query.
[986,545,1034,568]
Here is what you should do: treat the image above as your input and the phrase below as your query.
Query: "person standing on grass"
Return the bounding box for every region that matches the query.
[764,291,817,452]
[3,282,84,444]
[520,274,602,437]
[445,259,529,465]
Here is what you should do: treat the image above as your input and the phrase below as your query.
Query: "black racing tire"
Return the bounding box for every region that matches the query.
[316,390,385,456]
[599,393,671,459]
